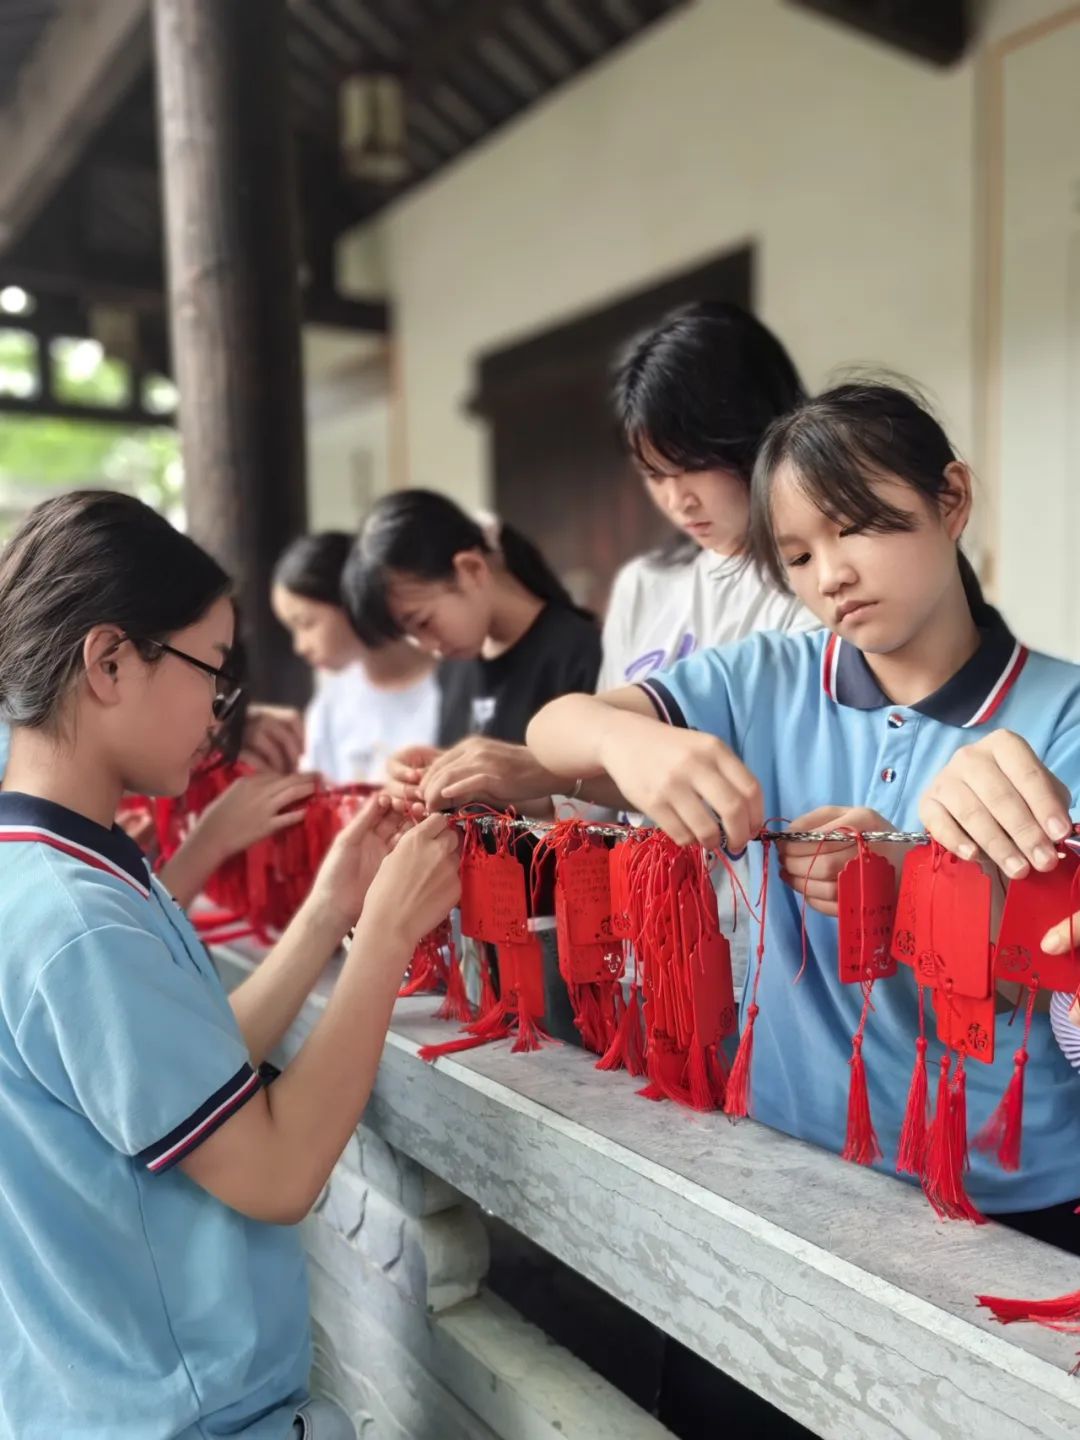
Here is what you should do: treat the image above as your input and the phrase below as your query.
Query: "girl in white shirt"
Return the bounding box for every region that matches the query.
[600,300,818,692]
[272,533,439,785]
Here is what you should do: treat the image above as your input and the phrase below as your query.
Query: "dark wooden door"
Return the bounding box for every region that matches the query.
[473,246,753,613]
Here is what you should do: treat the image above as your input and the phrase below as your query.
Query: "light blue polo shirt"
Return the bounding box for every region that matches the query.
[639,611,1080,1213]
[0,791,310,1439]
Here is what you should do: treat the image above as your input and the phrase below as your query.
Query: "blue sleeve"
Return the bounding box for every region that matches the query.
[16,924,261,1174]
[1042,713,1080,813]
[635,633,782,759]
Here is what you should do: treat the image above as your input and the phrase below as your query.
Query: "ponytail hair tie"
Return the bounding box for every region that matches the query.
[473,509,502,552]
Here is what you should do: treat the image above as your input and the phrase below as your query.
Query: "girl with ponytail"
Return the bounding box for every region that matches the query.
[342,490,601,806]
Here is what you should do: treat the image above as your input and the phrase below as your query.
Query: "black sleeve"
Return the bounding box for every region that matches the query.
[566,620,602,695]
[436,660,478,746]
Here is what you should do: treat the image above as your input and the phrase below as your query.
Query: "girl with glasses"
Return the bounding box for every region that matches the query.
[0,490,460,1439]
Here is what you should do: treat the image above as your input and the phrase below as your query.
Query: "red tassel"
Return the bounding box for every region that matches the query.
[418,1024,511,1063]
[435,944,474,1023]
[687,1037,714,1112]
[842,1032,882,1166]
[976,1289,1080,1371]
[723,1002,758,1119]
[897,1036,929,1177]
[398,942,446,997]
[977,1289,1080,1325]
[569,982,609,1054]
[974,987,1035,1173]
[479,945,499,1014]
[722,840,770,1120]
[418,989,513,1061]
[510,985,552,1054]
[596,985,646,1077]
[707,1044,729,1108]
[922,1054,985,1223]
[973,1048,1028,1173]
[640,1039,693,1106]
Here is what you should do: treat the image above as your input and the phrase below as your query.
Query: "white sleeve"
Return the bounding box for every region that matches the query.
[778,595,821,635]
[301,688,335,780]
[597,562,640,693]
[1050,991,1080,1073]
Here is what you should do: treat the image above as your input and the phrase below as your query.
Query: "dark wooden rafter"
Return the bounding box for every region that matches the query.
[503,8,579,79]
[0,0,150,255]
[476,33,545,100]
[319,0,405,60]
[785,0,968,66]
[546,0,616,53]
[0,0,691,338]
[0,0,62,109]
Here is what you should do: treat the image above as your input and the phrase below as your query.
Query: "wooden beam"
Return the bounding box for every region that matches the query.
[0,261,388,335]
[0,393,166,428]
[400,0,518,92]
[153,0,308,704]
[0,0,151,254]
[0,260,164,313]
[786,0,968,66]
[303,290,390,333]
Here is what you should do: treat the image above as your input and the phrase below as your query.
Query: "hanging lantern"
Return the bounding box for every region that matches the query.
[340,73,410,186]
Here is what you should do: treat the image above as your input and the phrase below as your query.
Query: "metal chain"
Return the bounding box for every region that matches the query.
[455,813,928,846]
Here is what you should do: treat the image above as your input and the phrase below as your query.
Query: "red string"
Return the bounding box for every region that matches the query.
[973,984,1036,1172]
[842,972,882,1165]
[724,839,771,1119]
[794,826,858,984]
[897,984,930,1176]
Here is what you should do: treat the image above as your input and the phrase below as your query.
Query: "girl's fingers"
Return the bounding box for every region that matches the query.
[779,869,842,901]
[649,800,698,849]
[267,776,318,806]
[922,783,1031,878]
[686,770,750,852]
[805,897,840,918]
[672,789,726,850]
[1041,909,1080,956]
[777,843,853,876]
[992,733,1072,845]
[267,810,306,833]
[917,795,978,862]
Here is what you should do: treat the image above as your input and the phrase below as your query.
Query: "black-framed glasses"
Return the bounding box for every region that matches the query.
[139,639,244,722]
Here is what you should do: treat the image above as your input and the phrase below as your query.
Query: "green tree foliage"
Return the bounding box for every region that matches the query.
[0,326,181,536]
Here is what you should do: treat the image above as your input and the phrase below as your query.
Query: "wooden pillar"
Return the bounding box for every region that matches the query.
[152,0,308,703]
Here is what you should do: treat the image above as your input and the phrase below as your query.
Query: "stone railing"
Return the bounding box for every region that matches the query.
[216,948,1080,1440]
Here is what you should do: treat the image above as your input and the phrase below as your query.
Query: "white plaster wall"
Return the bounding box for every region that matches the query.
[342,0,977,512]
[327,1,1080,656]
[303,326,391,533]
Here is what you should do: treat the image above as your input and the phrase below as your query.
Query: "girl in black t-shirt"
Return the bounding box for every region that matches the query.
[341,490,600,809]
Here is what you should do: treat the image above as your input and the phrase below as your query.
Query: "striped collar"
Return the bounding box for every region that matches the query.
[821,607,1029,729]
[0,791,150,897]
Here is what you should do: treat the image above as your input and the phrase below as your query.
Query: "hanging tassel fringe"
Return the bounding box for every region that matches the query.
[434,942,474,1023]
[973,987,1035,1173]
[842,1032,882,1166]
[723,1002,758,1119]
[897,1036,930,1177]
[922,1055,985,1224]
[595,985,646,1077]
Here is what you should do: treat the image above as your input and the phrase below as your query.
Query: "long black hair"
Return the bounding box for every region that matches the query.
[749,380,985,614]
[342,489,586,646]
[613,300,806,564]
[0,490,231,731]
[273,532,353,607]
